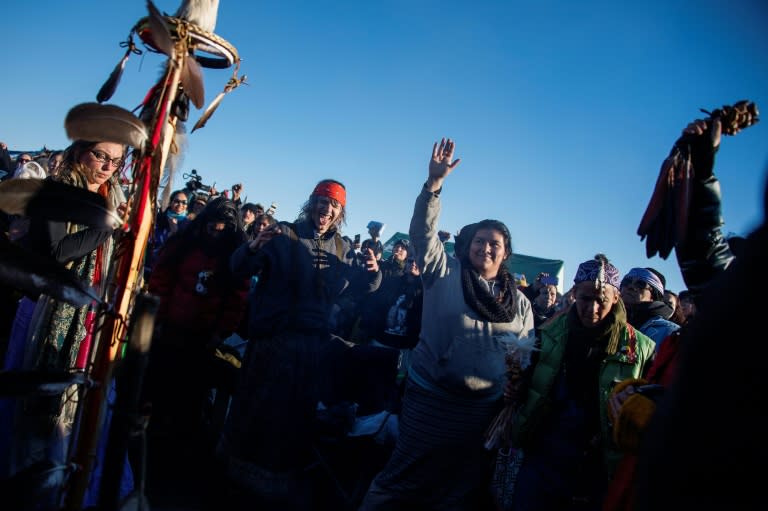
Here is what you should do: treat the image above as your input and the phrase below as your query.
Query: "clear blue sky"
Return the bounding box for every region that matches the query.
[3,1,767,293]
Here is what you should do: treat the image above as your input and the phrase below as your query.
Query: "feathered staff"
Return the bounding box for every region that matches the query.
[64,2,242,507]
[637,100,759,259]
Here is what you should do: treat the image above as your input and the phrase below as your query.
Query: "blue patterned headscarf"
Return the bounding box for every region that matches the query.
[574,254,621,290]
[623,267,664,296]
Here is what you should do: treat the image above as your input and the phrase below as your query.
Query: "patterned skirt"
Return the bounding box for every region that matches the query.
[360,377,499,510]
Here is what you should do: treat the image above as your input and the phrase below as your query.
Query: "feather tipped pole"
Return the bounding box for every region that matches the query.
[192,73,247,132]
[180,55,205,109]
[97,38,141,104]
[65,103,148,150]
[146,0,175,58]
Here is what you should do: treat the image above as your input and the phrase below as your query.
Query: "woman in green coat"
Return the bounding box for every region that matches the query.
[509,254,656,510]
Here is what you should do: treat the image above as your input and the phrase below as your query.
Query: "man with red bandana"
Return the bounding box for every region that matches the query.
[223,179,381,508]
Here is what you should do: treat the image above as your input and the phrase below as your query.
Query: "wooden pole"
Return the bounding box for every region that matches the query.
[64,49,186,511]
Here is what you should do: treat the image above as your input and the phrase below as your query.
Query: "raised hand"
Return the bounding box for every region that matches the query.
[249,223,283,252]
[683,117,722,149]
[427,138,461,191]
[681,117,722,181]
[364,248,379,273]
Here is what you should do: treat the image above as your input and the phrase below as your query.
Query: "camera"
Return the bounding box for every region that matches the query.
[183,169,211,194]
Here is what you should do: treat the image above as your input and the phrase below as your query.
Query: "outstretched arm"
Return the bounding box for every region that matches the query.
[674,117,734,299]
[410,138,461,286]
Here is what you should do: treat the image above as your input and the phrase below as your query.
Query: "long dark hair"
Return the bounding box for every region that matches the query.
[57,140,127,187]
[455,219,517,317]
[296,179,347,231]
[454,219,513,266]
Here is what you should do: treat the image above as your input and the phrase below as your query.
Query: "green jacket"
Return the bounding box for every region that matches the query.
[510,313,655,475]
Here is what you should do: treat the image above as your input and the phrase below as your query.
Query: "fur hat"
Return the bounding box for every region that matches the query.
[64,102,148,149]
[16,161,47,180]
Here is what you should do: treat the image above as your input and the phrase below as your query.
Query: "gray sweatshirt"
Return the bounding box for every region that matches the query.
[409,187,534,399]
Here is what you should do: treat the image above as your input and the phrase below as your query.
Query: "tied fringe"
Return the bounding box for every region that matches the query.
[484,331,537,450]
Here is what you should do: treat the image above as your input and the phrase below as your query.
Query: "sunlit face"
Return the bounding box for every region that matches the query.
[16,154,32,169]
[573,281,619,328]
[535,284,558,309]
[242,209,256,225]
[170,193,188,214]
[620,278,653,305]
[312,195,342,234]
[392,243,408,262]
[79,142,124,190]
[468,228,508,279]
[48,154,64,175]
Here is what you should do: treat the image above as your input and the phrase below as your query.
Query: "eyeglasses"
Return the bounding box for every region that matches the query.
[172,199,188,205]
[89,150,125,168]
[17,158,32,164]
[622,279,650,291]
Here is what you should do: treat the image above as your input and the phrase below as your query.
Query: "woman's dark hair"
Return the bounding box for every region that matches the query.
[57,140,127,186]
[164,189,188,212]
[241,202,263,215]
[453,219,512,265]
[664,290,686,325]
[455,219,515,307]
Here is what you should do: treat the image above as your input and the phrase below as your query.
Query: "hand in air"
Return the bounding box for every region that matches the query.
[427,138,461,191]
[249,223,283,252]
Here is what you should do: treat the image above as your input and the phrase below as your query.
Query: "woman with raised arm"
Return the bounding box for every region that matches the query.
[360,138,534,510]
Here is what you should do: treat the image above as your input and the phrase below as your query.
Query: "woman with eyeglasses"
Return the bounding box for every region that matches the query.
[619,267,680,351]
[145,189,190,278]
[1,135,133,506]
[11,139,128,369]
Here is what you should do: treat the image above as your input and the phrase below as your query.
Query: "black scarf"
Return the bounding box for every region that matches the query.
[460,264,517,323]
[563,301,626,411]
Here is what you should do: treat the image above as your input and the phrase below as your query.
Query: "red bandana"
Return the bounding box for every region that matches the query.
[312,181,346,207]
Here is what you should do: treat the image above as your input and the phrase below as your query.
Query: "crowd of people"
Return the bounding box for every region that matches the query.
[0,103,761,511]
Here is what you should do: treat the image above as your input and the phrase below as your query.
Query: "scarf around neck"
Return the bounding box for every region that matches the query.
[460,264,517,323]
[567,297,627,357]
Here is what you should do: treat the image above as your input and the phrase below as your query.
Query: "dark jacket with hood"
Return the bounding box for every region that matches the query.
[230,219,382,339]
